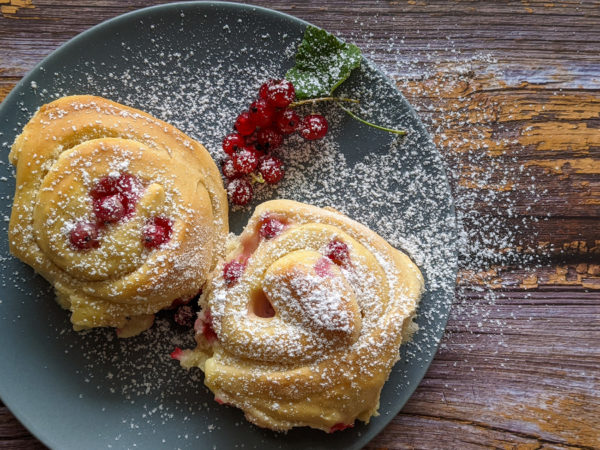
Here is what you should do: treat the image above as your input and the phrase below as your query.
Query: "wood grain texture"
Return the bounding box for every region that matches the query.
[1,1,599,449]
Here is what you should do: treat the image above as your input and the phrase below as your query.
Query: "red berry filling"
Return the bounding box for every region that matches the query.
[329,422,354,433]
[300,114,328,140]
[315,257,333,277]
[69,221,100,250]
[258,156,285,184]
[199,309,218,343]
[227,178,253,206]
[259,217,285,239]
[223,260,246,286]
[142,216,173,249]
[325,239,350,266]
[244,129,259,145]
[170,347,183,360]
[89,175,120,199]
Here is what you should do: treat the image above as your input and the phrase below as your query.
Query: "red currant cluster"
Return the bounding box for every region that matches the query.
[222,79,329,205]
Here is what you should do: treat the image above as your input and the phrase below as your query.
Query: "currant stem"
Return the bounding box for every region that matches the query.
[338,105,407,136]
[289,97,360,108]
[251,172,266,184]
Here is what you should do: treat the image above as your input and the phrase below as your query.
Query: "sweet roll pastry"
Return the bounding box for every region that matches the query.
[178,199,424,432]
[8,95,228,337]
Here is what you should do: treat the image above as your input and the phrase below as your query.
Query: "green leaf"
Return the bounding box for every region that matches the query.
[286,25,362,100]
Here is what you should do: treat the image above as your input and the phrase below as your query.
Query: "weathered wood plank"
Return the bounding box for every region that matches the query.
[0,404,46,449]
[459,263,600,290]
[370,414,586,450]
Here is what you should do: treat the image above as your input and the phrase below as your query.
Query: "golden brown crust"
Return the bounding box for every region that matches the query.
[8,95,228,335]
[181,199,424,432]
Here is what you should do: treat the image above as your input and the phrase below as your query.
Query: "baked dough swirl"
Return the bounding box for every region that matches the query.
[180,199,424,432]
[8,95,228,336]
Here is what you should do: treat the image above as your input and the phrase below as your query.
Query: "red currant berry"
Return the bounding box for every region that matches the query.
[233,148,259,175]
[142,216,173,249]
[90,173,141,217]
[251,147,266,159]
[174,305,194,328]
[93,194,126,223]
[258,156,285,184]
[222,158,240,179]
[248,99,275,128]
[69,221,100,250]
[259,217,285,239]
[90,173,140,199]
[223,260,246,286]
[243,142,258,153]
[257,127,283,151]
[258,79,278,100]
[245,130,259,146]
[245,133,268,154]
[234,111,256,136]
[274,109,300,134]
[227,178,253,206]
[90,175,118,199]
[265,79,295,108]
[300,114,328,140]
[325,239,350,266]
[222,133,245,156]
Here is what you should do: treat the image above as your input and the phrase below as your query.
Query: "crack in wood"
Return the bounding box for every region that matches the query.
[396,412,597,449]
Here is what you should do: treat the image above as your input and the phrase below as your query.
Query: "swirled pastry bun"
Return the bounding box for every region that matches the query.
[179,199,424,432]
[8,95,228,337]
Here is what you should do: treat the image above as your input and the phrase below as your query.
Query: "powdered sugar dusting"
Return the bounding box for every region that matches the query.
[268,269,353,333]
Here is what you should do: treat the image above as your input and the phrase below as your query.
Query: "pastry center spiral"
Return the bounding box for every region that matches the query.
[261,250,362,343]
[33,138,193,281]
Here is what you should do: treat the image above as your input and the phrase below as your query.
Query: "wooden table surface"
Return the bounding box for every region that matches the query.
[1,1,599,449]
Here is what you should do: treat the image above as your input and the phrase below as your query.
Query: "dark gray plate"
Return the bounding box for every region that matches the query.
[0,2,457,449]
